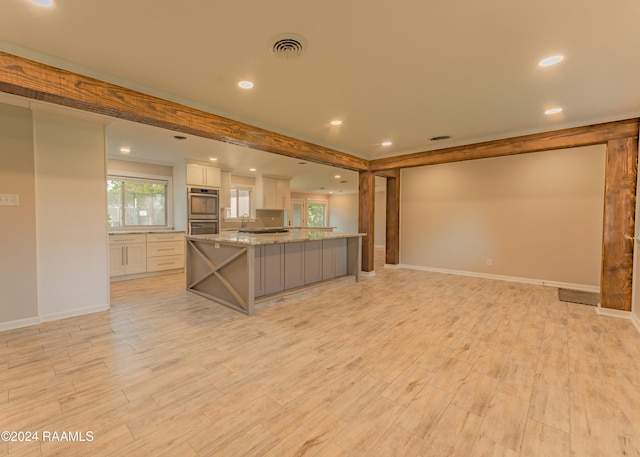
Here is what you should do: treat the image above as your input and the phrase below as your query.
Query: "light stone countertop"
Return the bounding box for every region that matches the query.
[109,230,186,235]
[186,230,363,246]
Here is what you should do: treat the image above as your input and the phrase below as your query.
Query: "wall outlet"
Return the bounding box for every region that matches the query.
[0,194,19,206]
[486,258,492,266]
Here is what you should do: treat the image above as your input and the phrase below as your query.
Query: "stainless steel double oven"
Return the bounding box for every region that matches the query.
[187,187,219,235]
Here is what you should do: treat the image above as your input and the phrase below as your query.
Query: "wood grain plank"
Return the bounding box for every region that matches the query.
[600,137,638,311]
[358,170,376,272]
[369,119,640,170]
[0,52,368,172]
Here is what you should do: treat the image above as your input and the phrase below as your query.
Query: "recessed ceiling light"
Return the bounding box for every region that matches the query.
[545,107,563,115]
[249,168,257,172]
[173,135,187,140]
[539,55,564,67]
[334,175,341,179]
[29,0,54,7]
[330,120,343,126]
[119,147,131,154]
[382,141,392,147]
[209,157,217,161]
[238,81,254,89]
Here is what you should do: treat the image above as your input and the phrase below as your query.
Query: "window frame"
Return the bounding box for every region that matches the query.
[226,185,255,220]
[107,172,173,230]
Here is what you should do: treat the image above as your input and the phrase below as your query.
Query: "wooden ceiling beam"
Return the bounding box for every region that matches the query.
[0,52,369,172]
[369,118,640,171]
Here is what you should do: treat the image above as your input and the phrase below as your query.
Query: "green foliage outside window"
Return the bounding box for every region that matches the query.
[107,178,167,227]
[307,202,326,227]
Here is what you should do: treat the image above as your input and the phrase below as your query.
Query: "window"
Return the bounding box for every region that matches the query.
[107,176,169,228]
[307,200,327,227]
[229,187,252,218]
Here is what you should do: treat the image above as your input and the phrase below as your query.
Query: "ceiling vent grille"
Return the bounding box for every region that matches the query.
[271,34,306,58]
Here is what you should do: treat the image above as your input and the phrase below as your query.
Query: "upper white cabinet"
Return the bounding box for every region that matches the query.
[262,177,290,210]
[187,163,221,188]
[220,171,231,209]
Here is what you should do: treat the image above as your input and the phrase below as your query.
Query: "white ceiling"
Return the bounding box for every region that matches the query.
[1,0,639,191]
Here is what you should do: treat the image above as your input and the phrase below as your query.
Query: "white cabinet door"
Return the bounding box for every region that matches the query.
[276,178,290,210]
[262,177,290,209]
[220,171,231,209]
[109,245,126,277]
[262,177,277,208]
[204,166,221,187]
[187,163,205,186]
[187,163,221,187]
[124,243,147,274]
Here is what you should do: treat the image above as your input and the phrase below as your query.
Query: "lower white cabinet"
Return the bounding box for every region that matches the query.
[109,232,185,279]
[146,233,185,273]
[109,234,147,276]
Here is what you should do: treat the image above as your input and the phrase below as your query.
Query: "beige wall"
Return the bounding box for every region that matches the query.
[108,158,173,177]
[400,145,606,289]
[0,101,110,330]
[374,189,386,247]
[0,103,38,324]
[329,193,358,232]
[34,111,109,318]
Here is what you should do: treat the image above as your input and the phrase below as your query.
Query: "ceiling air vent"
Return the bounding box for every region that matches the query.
[271,34,306,58]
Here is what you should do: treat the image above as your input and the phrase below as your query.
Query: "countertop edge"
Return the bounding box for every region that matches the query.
[186,232,364,246]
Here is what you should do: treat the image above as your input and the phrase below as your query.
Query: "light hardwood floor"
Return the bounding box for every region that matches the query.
[1,250,639,456]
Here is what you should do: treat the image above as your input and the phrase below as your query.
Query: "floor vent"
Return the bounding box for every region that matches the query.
[558,288,599,306]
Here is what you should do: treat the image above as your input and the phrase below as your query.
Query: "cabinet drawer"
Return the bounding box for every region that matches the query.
[109,234,146,245]
[147,241,184,257]
[147,254,184,272]
[147,232,184,243]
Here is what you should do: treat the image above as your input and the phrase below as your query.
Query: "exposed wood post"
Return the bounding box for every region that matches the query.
[600,137,638,311]
[385,169,400,265]
[358,170,375,272]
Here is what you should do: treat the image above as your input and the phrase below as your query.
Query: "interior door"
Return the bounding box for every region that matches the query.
[291,198,305,226]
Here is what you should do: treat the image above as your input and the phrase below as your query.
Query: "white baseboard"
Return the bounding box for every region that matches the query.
[361,270,376,277]
[0,304,109,333]
[397,264,600,293]
[597,305,640,334]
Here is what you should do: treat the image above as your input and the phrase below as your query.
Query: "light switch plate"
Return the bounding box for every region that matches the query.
[0,194,19,206]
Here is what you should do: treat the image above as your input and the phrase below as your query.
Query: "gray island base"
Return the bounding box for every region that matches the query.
[186,231,363,315]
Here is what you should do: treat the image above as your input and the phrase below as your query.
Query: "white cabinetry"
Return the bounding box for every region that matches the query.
[187,163,221,187]
[109,232,185,280]
[220,171,231,209]
[146,232,185,272]
[109,234,147,276]
[262,177,290,210]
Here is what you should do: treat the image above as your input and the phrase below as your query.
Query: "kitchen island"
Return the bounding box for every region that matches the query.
[186,230,363,315]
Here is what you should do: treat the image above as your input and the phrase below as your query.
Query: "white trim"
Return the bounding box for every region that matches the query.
[384,263,401,269]
[0,317,41,333]
[0,304,109,333]
[361,270,376,277]
[597,305,640,334]
[397,263,600,293]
